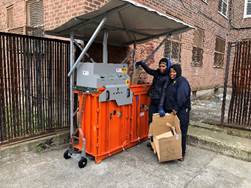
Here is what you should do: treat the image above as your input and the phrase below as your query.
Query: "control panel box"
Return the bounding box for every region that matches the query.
[76,63,130,89]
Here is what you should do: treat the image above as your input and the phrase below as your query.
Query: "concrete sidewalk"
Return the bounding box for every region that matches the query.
[0,143,250,188]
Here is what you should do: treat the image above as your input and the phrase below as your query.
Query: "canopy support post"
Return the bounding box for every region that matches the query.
[69,33,75,139]
[103,31,109,64]
[68,17,107,76]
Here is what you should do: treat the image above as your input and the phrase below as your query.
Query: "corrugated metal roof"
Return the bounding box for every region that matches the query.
[46,0,194,46]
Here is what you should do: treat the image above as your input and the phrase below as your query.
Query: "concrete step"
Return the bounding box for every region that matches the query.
[189,120,223,133]
[187,124,251,162]
[190,120,251,139]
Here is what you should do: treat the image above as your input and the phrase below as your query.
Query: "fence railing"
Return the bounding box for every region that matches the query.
[226,40,251,130]
[0,32,70,144]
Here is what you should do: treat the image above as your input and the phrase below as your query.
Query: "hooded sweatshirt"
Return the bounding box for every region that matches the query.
[140,59,171,104]
[159,64,191,112]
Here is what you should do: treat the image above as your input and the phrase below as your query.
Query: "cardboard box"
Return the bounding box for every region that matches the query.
[149,113,182,162]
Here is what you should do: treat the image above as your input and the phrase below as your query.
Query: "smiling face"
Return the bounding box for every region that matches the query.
[169,68,177,80]
[159,63,167,74]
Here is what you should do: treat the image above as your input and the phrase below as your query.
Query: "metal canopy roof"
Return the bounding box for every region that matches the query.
[46,0,194,46]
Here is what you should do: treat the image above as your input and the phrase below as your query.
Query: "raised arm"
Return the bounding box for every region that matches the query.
[136,61,158,76]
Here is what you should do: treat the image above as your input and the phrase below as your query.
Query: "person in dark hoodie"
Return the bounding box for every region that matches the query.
[135,58,172,123]
[159,64,191,160]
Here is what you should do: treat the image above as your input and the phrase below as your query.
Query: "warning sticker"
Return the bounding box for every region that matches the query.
[116,68,122,73]
[122,67,128,74]
[125,79,130,85]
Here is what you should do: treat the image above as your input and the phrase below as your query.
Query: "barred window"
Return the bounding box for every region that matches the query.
[7,5,14,29]
[26,0,43,27]
[192,28,204,66]
[26,0,44,36]
[164,34,181,64]
[218,0,228,17]
[214,37,226,68]
[192,47,203,67]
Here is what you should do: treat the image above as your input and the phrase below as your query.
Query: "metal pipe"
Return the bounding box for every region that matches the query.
[131,43,136,83]
[70,33,75,138]
[68,17,107,76]
[103,31,108,64]
[221,42,232,125]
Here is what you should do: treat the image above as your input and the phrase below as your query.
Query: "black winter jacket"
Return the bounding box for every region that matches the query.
[160,76,191,112]
[140,62,169,103]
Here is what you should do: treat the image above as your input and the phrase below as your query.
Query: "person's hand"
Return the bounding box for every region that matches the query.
[158,106,165,117]
[171,109,177,115]
[135,61,143,68]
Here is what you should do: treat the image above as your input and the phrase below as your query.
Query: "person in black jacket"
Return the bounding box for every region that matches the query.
[135,58,172,124]
[159,64,191,160]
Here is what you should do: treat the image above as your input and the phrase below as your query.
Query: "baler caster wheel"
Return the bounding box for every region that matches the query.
[78,157,88,168]
[63,149,71,159]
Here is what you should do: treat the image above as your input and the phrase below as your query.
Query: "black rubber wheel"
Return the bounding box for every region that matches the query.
[78,157,88,168]
[63,149,71,159]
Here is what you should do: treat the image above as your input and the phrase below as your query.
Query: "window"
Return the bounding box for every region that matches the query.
[26,0,43,27]
[218,0,228,17]
[214,37,226,68]
[244,0,251,18]
[7,5,14,29]
[192,47,203,66]
[164,34,181,64]
[26,0,44,36]
[192,28,204,67]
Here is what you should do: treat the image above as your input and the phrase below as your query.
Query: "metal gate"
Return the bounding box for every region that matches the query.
[0,32,70,144]
[222,40,251,130]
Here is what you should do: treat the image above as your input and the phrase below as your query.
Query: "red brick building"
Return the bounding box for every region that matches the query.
[1,0,249,91]
[229,0,251,41]
[0,0,44,35]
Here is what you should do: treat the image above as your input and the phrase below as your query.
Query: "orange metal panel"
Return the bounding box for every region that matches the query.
[129,84,150,146]
[74,84,150,163]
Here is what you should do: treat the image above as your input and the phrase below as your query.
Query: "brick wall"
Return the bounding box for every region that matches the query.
[229,0,251,29]
[43,0,109,31]
[229,0,251,41]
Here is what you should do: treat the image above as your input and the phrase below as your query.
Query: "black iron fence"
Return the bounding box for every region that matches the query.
[0,32,70,144]
[228,40,251,129]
